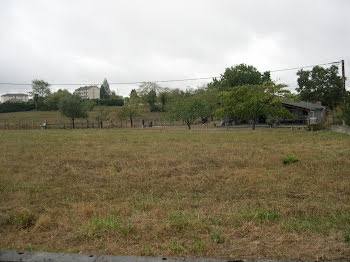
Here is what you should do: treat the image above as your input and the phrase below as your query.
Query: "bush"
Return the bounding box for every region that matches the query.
[0,102,35,113]
[96,96,124,106]
[282,155,300,165]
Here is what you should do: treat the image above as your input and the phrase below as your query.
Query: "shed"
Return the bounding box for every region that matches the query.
[281,101,325,123]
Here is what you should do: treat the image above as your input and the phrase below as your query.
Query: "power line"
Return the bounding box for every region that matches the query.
[269,60,341,73]
[0,60,342,86]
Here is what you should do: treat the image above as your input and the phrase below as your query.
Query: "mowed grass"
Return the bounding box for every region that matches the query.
[0,128,349,259]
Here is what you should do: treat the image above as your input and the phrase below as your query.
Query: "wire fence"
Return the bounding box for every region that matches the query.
[0,118,190,130]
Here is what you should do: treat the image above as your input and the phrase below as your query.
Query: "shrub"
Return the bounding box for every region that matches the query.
[282,155,300,165]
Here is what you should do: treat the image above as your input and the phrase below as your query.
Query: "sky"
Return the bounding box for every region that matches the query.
[0,0,349,97]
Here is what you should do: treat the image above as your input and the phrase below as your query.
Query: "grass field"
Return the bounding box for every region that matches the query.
[0,128,349,259]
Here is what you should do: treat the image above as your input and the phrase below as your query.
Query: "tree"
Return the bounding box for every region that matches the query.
[166,90,205,129]
[100,78,111,99]
[216,84,292,130]
[116,96,140,128]
[30,79,51,109]
[158,91,168,112]
[100,85,108,99]
[209,64,270,92]
[58,95,88,128]
[296,65,343,110]
[95,107,110,128]
[44,89,71,110]
[137,82,164,111]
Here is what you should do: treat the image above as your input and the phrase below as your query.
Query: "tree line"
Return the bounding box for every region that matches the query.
[1,63,349,128]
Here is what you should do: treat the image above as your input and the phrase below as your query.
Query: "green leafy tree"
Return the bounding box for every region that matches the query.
[158,91,168,112]
[58,95,88,128]
[216,84,292,130]
[296,65,343,110]
[100,78,111,99]
[116,97,140,128]
[166,90,205,129]
[30,79,51,109]
[95,107,110,128]
[137,82,164,111]
[209,64,270,92]
[100,85,108,99]
[44,89,71,110]
[195,85,218,121]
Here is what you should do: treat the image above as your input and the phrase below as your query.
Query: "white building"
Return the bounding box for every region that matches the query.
[74,86,100,99]
[1,93,29,103]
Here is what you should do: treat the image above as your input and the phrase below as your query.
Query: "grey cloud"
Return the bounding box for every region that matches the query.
[0,0,349,97]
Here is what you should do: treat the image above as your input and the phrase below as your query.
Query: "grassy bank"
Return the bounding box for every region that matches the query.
[0,129,349,259]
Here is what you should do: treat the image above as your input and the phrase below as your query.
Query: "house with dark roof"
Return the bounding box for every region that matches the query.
[1,93,28,103]
[282,101,325,123]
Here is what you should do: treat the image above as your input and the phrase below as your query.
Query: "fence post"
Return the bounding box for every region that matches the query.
[87,119,89,128]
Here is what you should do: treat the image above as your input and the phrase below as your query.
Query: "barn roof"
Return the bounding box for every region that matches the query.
[282,101,325,111]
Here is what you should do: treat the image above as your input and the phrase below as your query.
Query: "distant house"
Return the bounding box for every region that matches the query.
[74,86,100,99]
[1,93,28,103]
[282,101,325,123]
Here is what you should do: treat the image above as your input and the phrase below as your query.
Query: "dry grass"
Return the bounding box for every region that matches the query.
[0,128,349,259]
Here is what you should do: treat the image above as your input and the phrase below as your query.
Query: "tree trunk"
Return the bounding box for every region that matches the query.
[252,119,256,130]
[130,116,133,128]
[72,118,75,129]
[186,121,191,130]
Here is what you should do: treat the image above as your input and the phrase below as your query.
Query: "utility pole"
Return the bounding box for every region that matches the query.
[342,60,346,105]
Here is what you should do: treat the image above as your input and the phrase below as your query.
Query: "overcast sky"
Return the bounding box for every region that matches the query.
[0,0,349,97]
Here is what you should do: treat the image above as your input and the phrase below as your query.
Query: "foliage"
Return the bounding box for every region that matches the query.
[30,79,51,110]
[282,155,300,165]
[0,102,35,113]
[216,84,293,130]
[30,79,51,97]
[209,64,271,92]
[43,89,71,110]
[158,91,168,112]
[58,94,88,128]
[100,78,111,99]
[116,97,140,127]
[95,107,110,128]
[296,65,343,110]
[166,90,205,129]
[195,85,218,120]
[96,95,124,106]
[85,99,97,111]
[343,105,350,126]
[137,82,164,112]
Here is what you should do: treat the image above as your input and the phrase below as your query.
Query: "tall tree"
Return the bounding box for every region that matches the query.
[166,90,205,130]
[30,79,51,109]
[58,95,88,128]
[296,65,343,110]
[44,89,71,110]
[209,64,269,92]
[100,78,111,99]
[116,96,140,128]
[216,84,292,130]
